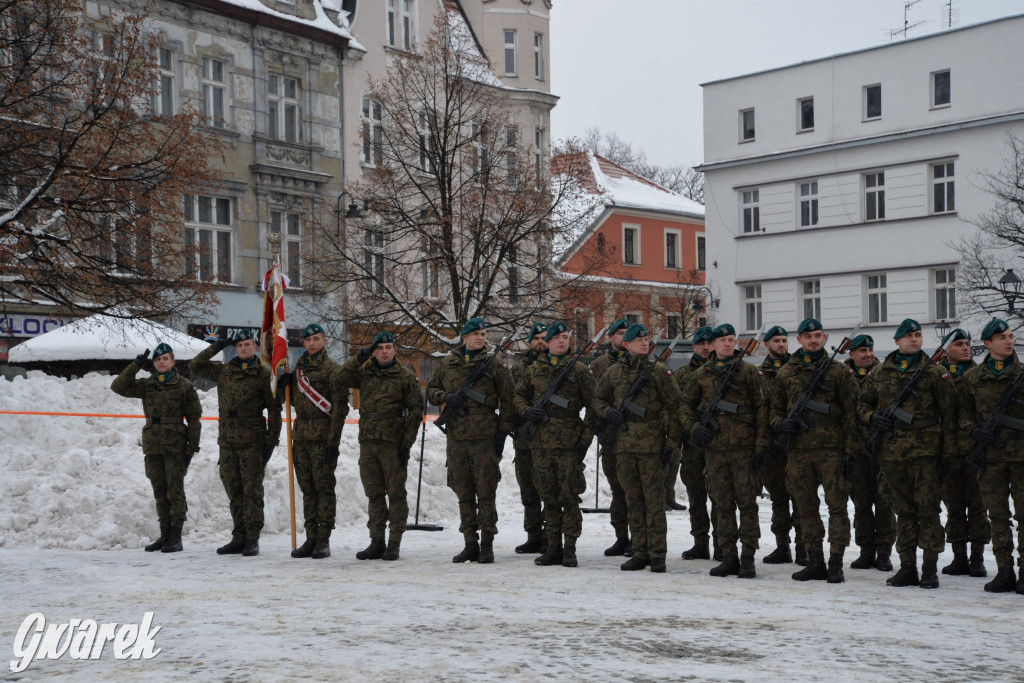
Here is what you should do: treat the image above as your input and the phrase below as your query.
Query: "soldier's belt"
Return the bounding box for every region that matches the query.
[224,410,264,419]
[363,411,405,421]
[148,416,184,425]
[714,400,755,415]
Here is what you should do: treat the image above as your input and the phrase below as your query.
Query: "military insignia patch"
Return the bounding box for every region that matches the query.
[667,370,673,375]
[803,355,811,363]
[773,360,781,367]
[949,364,957,373]
[996,361,1004,371]
[758,371,764,376]
[899,360,908,370]
[941,373,950,380]
[857,368,865,376]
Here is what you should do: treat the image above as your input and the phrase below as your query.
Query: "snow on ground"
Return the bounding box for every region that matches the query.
[1,372,1023,680]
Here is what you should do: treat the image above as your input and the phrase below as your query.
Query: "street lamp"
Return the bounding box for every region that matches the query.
[934,319,951,342]
[336,193,364,360]
[998,268,1023,313]
[690,285,720,314]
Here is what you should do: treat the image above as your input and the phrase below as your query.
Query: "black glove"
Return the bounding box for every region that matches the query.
[278,371,293,389]
[186,453,194,469]
[444,392,464,410]
[525,406,548,424]
[357,347,373,363]
[134,349,152,371]
[661,448,673,468]
[323,443,340,468]
[493,432,508,458]
[970,427,1002,448]
[870,411,894,432]
[576,442,589,462]
[398,444,411,464]
[263,444,275,467]
[841,453,856,481]
[749,451,766,473]
[211,337,232,353]
[691,423,713,446]
[775,418,799,435]
[605,407,626,428]
[937,458,952,483]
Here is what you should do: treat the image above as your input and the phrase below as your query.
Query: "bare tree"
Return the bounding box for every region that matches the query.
[582,127,704,205]
[0,0,223,324]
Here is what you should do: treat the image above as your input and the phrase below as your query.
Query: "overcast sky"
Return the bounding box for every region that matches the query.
[550,0,1023,167]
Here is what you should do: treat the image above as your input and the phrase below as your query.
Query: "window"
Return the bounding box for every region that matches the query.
[867,274,887,324]
[798,97,814,131]
[533,33,544,80]
[865,172,885,221]
[152,48,174,116]
[932,161,955,214]
[574,310,592,350]
[741,189,760,233]
[744,284,762,332]
[503,30,517,76]
[470,123,489,179]
[505,125,518,186]
[740,108,755,141]
[387,0,413,50]
[696,234,705,271]
[622,225,640,265]
[184,195,232,282]
[363,228,385,292]
[99,213,152,276]
[864,84,881,119]
[934,268,956,320]
[361,97,383,166]
[418,110,435,174]
[534,128,543,180]
[666,313,682,340]
[800,279,821,320]
[625,312,641,325]
[421,239,440,299]
[268,75,299,143]
[932,70,950,107]
[507,246,519,303]
[270,211,302,288]
[799,181,819,227]
[664,229,680,269]
[202,57,227,129]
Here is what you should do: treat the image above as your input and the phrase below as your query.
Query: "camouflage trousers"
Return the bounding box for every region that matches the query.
[534,448,586,544]
[705,448,760,553]
[600,444,629,539]
[850,448,895,552]
[359,439,408,539]
[663,446,682,505]
[219,445,266,541]
[446,438,500,537]
[977,461,1024,570]
[943,459,990,545]
[514,446,544,537]
[617,451,668,561]
[879,457,944,562]
[761,448,801,547]
[144,451,188,526]
[786,449,850,553]
[680,447,718,546]
[293,440,337,539]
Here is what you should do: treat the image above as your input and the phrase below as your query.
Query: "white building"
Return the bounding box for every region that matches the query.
[699,14,1024,352]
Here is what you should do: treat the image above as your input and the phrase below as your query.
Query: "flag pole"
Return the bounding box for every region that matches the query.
[285,381,296,549]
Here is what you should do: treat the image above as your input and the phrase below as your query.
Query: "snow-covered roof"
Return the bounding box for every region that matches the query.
[445,1,503,88]
[8,315,210,362]
[198,0,365,51]
[570,151,706,219]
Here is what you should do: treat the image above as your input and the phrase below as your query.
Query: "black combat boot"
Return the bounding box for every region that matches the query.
[710,549,740,577]
[874,550,893,572]
[145,525,170,552]
[650,558,667,573]
[623,539,634,557]
[382,535,401,561]
[242,538,259,557]
[217,537,245,555]
[681,540,710,560]
[311,537,331,559]
[762,545,792,564]
[515,535,544,554]
[479,532,495,564]
[453,534,480,563]
[620,556,650,571]
[604,536,630,557]
[534,543,563,566]
[666,501,687,511]
[1016,569,1024,595]
[886,561,920,587]
[920,556,940,589]
[357,537,386,560]
[561,539,577,568]
[983,566,1017,593]
[291,536,316,558]
[969,543,988,577]
[849,547,875,569]
[942,542,969,575]
[792,548,827,581]
[712,546,724,562]
[738,551,756,579]
[827,552,845,584]
[794,544,808,566]
[160,524,183,553]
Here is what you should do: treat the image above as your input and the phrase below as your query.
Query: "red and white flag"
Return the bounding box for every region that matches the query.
[261,262,289,396]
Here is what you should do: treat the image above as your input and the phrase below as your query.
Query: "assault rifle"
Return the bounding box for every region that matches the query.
[597,332,681,448]
[517,326,608,444]
[967,362,1024,471]
[772,323,862,453]
[689,323,766,452]
[434,326,523,435]
[862,342,948,459]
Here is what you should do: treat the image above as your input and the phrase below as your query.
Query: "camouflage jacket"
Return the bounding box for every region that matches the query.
[337,356,423,448]
[508,352,540,449]
[189,345,281,449]
[594,354,681,453]
[673,353,708,395]
[958,353,1024,463]
[679,351,768,453]
[845,358,880,388]
[589,349,624,384]
[857,350,955,462]
[288,350,348,447]
[513,353,596,450]
[111,362,202,455]
[769,351,860,454]
[426,345,514,441]
[759,354,789,384]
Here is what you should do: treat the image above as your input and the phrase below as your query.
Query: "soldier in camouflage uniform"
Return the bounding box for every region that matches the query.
[680,323,767,578]
[337,331,423,562]
[190,329,281,557]
[595,323,681,573]
[770,318,859,583]
[280,323,348,560]
[588,317,632,556]
[675,325,720,561]
[514,321,595,568]
[758,325,803,565]
[844,334,895,572]
[858,318,954,589]
[112,343,202,554]
[508,322,548,554]
[937,328,990,577]
[427,318,514,564]
[959,319,1024,594]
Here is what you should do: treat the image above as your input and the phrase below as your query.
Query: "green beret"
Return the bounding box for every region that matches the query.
[797,318,822,335]
[981,318,1010,341]
[710,323,736,339]
[372,331,395,345]
[528,322,548,340]
[153,342,174,358]
[622,323,648,342]
[893,318,922,339]
[545,321,569,342]
[607,318,630,336]
[691,325,714,344]
[763,325,787,341]
[302,323,325,338]
[460,317,486,336]
[233,329,255,344]
[941,328,970,346]
[848,334,874,351]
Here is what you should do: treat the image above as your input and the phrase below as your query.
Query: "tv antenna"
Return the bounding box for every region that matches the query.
[941,0,959,29]
[887,0,926,40]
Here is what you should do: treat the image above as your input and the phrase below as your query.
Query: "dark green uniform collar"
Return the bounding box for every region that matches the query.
[768,354,789,369]
[690,354,708,369]
[372,358,397,371]
[232,356,259,371]
[462,346,485,362]
[546,352,569,367]
[986,355,1014,375]
[155,368,177,385]
[709,351,740,373]
[941,358,975,378]
[300,350,325,368]
[893,352,920,374]
[795,348,825,367]
[527,351,540,363]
